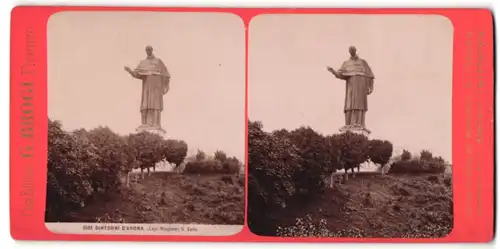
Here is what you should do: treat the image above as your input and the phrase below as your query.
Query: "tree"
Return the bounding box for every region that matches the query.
[127,132,164,178]
[222,156,243,175]
[214,150,228,162]
[163,139,188,173]
[195,149,207,161]
[286,126,330,195]
[324,134,343,188]
[85,126,129,193]
[247,120,302,235]
[368,139,394,168]
[122,135,140,187]
[46,119,97,221]
[334,131,370,181]
[401,149,412,161]
[420,150,433,161]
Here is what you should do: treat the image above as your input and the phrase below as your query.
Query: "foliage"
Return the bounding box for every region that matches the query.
[286,127,330,195]
[401,149,412,161]
[62,173,244,225]
[46,119,97,220]
[277,214,333,237]
[334,131,370,171]
[85,126,130,192]
[276,214,366,238]
[184,158,222,174]
[195,150,207,161]
[122,135,140,172]
[47,118,242,223]
[247,120,303,235]
[420,150,434,161]
[163,139,188,167]
[368,139,394,167]
[127,132,164,171]
[214,150,228,162]
[389,157,448,174]
[247,119,451,237]
[183,156,242,174]
[389,149,449,174]
[222,156,243,174]
[248,121,302,208]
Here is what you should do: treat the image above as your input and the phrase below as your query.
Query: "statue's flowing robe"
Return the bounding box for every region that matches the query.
[133,56,171,112]
[337,57,374,126]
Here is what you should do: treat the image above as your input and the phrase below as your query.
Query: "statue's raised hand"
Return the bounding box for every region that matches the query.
[326,66,335,73]
[124,66,131,72]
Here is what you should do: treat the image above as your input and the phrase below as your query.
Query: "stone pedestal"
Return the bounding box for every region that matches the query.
[338,124,377,172]
[339,124,371,136]
[136,124,166,137]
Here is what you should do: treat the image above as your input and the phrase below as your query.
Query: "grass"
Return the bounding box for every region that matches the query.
[59,172,245,225]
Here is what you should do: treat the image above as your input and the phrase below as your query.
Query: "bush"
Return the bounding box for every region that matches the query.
[389,149,449,174]
[285,127,331,195]
[368,139,393,167]
[222,156,243,174]
[48,118,242,223]
[324,134,342,171]
[248,121,302,235]
[85,126,130,193]
[162,139,188,168]
[276,214,333,237]
[214,150,228,162]
[247,119,452,237]
[127,131,164,173]
[401,150,412,161]
[183,155,242,174]
[389,158,448,174]
[184,158,222,174]
[46,119,97,221]
[195,150,207,161]
[333,131,370,171]
[420,150,433,161]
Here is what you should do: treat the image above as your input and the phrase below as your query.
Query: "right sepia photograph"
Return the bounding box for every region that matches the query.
[247,14,453,238]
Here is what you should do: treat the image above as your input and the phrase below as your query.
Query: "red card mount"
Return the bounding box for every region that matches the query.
[10,6,494,242]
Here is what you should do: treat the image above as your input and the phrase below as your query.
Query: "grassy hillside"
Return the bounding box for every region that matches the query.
[274,172,453,238]
[60,172,245,225]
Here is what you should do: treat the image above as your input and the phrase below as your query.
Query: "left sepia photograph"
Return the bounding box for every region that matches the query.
[45,11,245,236]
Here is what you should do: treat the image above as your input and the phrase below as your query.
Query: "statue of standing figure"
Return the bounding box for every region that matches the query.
[124,45,171,132]
[327,46,375,134]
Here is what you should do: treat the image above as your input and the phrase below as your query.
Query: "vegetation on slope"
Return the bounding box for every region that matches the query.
[46,118,244,224]
[248,120,452,238]
[57,172,245,224]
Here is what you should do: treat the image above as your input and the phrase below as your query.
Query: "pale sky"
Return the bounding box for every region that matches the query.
[48,11,245,160]
[249,14,453,162]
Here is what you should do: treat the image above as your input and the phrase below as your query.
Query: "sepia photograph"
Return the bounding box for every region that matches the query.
[247,14,453,238]
[46,11,245,236]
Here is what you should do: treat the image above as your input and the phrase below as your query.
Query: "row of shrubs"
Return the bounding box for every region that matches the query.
[247,120,450,236]
[389,149,451,174]
[47,118,243,221]
[184,150,243,174]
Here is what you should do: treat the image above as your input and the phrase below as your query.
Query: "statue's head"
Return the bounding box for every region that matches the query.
[145,45,154,57]
[349,46,357,57]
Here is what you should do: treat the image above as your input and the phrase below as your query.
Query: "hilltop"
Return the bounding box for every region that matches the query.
[58,172,245,225]
[274,172,453,238]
